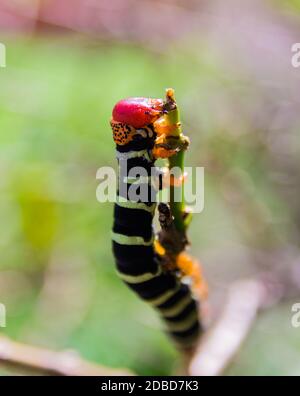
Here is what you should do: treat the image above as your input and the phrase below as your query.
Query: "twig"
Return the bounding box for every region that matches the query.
[189,279,265,376]
[0,335,134,376]
[189,262,300,376]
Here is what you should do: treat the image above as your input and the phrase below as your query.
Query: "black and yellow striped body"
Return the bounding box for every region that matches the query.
[112,125,201,349]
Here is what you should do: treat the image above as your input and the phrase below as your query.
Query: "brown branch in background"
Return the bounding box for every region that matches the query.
[189,260,300,376]
[189,279,265,376]
[0,335,134,376]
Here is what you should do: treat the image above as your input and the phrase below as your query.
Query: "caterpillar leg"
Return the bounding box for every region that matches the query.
[176,253,209,301]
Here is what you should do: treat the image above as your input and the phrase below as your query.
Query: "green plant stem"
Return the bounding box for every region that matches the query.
[169,149,186,232]
[164,90,188,233]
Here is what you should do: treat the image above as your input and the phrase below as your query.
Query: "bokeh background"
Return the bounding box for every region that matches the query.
[0,0,300,375]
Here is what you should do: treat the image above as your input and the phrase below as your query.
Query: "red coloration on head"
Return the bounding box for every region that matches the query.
[112,97,163,128]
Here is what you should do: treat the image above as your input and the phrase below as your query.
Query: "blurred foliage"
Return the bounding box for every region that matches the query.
[273,0,300,12]
[0,35,299,375]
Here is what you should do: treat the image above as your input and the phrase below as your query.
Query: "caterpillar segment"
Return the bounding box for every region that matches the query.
[111,97,202,349]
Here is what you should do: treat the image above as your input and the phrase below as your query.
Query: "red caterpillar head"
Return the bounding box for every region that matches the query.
[112,97,163,128]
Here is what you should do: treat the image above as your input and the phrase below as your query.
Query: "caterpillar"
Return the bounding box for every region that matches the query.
[111,97,202,350]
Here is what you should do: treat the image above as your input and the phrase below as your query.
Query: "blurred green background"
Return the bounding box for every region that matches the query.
[0,0,300,375]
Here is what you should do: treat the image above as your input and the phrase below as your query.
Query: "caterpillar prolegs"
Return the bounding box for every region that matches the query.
[111,97,203,350]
